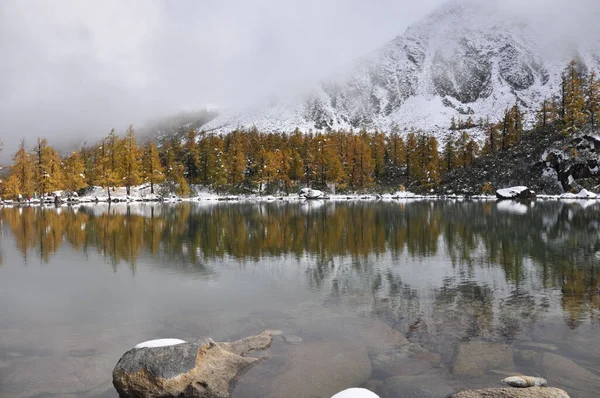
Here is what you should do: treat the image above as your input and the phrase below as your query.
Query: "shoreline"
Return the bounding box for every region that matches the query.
[1,192,599,207]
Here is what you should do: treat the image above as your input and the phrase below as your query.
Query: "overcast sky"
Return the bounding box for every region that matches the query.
[1,0,599,160]
[0,0,446,158]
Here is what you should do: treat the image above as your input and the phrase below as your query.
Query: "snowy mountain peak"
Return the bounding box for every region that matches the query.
[204,0,600,138]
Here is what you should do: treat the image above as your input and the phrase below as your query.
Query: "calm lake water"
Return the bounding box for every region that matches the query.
[0,200,599,398]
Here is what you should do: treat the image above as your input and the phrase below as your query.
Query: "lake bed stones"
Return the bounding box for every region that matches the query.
[448,387,570,398]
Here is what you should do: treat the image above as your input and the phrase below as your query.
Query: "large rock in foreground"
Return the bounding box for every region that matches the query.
[448,387,570,398]
[113,330,280,398]
[496,186,537,200]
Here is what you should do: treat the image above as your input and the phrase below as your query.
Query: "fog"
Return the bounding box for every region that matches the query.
[0,0,599,160]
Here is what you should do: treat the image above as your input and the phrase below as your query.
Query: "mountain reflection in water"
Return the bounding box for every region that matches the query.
[0,200,599,397]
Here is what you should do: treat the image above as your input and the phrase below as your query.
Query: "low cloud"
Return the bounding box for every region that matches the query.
[0,0,597,160]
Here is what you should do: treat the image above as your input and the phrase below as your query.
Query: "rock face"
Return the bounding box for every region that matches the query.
[496,186,536,200]
[112,330,280,398]
[452,341,514,375]
[204,0,600,137]
[448,387,570,398]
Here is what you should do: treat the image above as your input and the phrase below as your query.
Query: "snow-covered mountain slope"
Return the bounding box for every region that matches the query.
[204,0,600,138]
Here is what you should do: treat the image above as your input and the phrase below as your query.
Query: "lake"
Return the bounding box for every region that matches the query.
[0,200,599,398]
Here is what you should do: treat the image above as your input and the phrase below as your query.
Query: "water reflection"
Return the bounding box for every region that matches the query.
[1,200,599,331]
[1,200,600,397]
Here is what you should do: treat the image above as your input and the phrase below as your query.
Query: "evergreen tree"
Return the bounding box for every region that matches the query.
[442,136,458,173]
[405,133,418,186]
[94,133,120,200]
[10,140,34,197]
[225,131,248,186]
[385,132,406,185]
[183,128,200,183]
[561,61,587,134]
[63,151,87,193]
[586,71,600,127]
[121,125,142,195]
[141,139,165,194]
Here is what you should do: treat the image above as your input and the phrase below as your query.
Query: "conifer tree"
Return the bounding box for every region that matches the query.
[405,133,418,186]
[288,130,305,184]
[586,71,600,127]
[442,136,458,173]
[386,132,406,184]
[424,135,441,188]
[204,135,228,189]
[121,125,142,195]
[183,128,200,183]
[141,139,165,194]
[371,131,386,182]
[10,140,34,197]
[536,98,559,132]
[94,133,120,200]
[225,131,247,186]
[63,151,87,193]
[562,61,587,133]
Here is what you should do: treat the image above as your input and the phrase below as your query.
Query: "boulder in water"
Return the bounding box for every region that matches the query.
[112,330,280,398]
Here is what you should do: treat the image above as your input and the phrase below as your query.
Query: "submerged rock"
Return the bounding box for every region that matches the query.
[377,372,456,398]
[239,340,372,398]
[448,387,570,397]
[502,376,547,388]
[539,352,600,397]
[452,341,514,375]
[112,330,280,398]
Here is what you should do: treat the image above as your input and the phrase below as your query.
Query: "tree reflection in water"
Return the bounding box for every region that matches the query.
[1,200,599,334]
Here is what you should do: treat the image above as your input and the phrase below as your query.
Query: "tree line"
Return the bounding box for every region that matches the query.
[0,60,598,199]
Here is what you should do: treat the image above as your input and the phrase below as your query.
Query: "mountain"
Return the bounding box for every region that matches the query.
[204,0,600,139]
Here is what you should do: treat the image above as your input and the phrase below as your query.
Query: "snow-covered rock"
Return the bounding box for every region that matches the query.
[575,189,597,199]
[496,186,536,200]
[392,191,417,199]
[331,388,380,398]
[299,188,325,199]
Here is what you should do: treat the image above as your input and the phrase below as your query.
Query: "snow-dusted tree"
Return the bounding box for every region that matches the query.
[561,61,587,134]
[141,139,165,194]
[62,151,87,192]
[93,133,120,200]
[121,125,142,195]
[586,71,600,128]
[10,140,34,197]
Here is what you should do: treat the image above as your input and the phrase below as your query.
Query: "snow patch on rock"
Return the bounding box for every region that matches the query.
[134,339,186,349]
